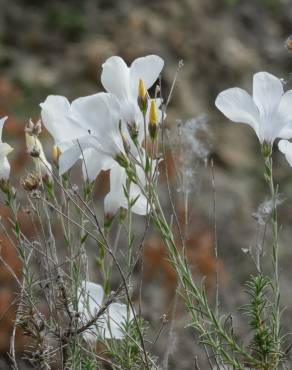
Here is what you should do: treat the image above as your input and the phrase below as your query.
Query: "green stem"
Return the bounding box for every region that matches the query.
[264,155,281,366]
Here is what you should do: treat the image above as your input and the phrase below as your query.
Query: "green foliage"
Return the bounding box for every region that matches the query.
[104,317,155,370]
[240,275,283,368]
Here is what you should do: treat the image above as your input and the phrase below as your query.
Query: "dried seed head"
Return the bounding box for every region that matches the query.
[21,172,41,191]
[25,119,42,137]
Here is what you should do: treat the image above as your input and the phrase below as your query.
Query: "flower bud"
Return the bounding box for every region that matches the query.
[25,132,42,158]
[122,134,130,155]
[127,122,139,141]
[137,79,148,113]
[148,99,158,140]
[115,152,129,169]
[52,145,61,167]
[25,133,53,182]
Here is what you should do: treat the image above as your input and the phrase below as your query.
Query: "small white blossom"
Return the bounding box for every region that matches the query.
[78,281,133,341]
[215,72,292,144]
[101,55,164,144]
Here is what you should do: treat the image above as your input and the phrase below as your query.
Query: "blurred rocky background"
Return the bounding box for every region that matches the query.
[1,0,292,369]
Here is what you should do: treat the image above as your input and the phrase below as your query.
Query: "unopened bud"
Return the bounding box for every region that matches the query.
[52,145,61,167]
[137,79,148,113]
[25,133,53,182]
[122,134,130,154]
[127,122,139,141]
[148,99,158,140]
[115,152,129,169]
[25,133,41,158]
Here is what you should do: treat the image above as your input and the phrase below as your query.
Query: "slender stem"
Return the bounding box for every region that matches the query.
[264,154,281,365]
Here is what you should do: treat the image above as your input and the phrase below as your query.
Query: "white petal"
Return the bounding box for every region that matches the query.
[82,148,114,181]
[103,303,133,339]
[128,184,149,215]
[101,56,131,100]
[59,146,82,175]
[40,95,85,145]
[71,93,123,158]
[0,116,8,141]
[130,55,164,98]
[215,87,260,133]
[253,72,283,116]
[0,142,13,159]
[277,90,292,139]
[58,136,99,175]
[71,93,120,134]
[79,281,104,317]
[82,327,98,343]
[105,163,150,216]
[104,191,121,217]
[0,156,10,181]
[104,165,125,216]
[278,140,292,167]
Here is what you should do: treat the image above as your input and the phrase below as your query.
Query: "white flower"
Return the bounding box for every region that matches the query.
[78,281,133,341]
[0,117,13,181]
[101,55,164,142]
[215,72,292,144]
[40,93,119,181]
